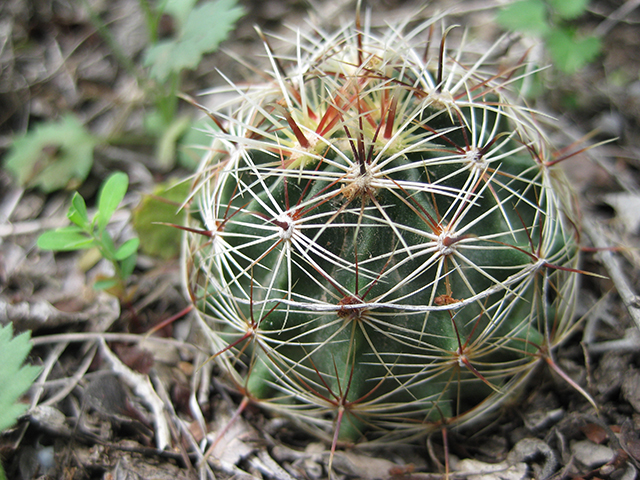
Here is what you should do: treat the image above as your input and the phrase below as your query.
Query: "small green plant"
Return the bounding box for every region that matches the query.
[3,0,244,190]
[0,323,40,480]
[139,0,245,169]
[3,115,96,193]
[497,0,601,73]
[143,0,244,84]
[0,323,40,433]
[37,172,139,294]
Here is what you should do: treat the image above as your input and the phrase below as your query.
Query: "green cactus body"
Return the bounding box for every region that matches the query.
[184,16,580,444]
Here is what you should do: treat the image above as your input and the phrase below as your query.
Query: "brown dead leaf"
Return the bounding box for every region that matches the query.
[84,373,129,418]
[581,423,609,444]
[112,343,154,374]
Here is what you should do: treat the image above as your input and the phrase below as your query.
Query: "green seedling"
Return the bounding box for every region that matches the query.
[4,0,244,188]
[140,0,244,169]
[498,0,601,73]
[37,172,139,294]
[0,323,41,479]
[0,323,41,433]
[143,0,244,84]
[3,115,96,193]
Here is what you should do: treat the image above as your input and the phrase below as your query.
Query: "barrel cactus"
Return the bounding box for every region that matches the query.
[182,12,581,447]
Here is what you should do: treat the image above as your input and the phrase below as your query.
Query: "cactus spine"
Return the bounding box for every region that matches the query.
[183,13,580,445]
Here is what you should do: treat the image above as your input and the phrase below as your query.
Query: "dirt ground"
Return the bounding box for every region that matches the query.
[2,0,640,479]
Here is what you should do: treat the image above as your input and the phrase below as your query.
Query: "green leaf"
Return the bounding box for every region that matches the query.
[94,278,119,291]
[548,0,589,20]
[119,252,138,280]
[67,192,90,229]
[163,0,199,29]
[546,29,601,73]
[0,324,41,432]
[144,0,244,82]
[114,238,140,261]
[132,180,190,259]
[497,0,550,35]
[37,227,94,251]
[99,230,118,259]
[3,115,96,193]
[96,172,129,232]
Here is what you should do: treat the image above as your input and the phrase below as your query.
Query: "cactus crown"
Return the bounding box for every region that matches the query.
[184,11,580,447]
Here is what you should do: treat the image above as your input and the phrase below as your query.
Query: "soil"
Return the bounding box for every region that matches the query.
[2,0,640,479]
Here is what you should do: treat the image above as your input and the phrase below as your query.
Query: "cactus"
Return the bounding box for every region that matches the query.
[183,13,581,446]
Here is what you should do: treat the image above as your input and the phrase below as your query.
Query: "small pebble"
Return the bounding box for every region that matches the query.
[571,440,615,467]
